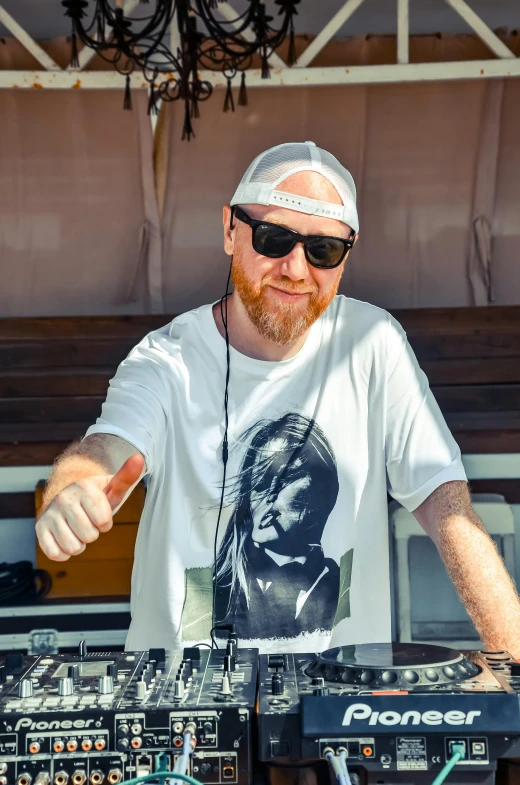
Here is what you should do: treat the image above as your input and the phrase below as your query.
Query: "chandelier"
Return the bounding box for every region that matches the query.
[62,0,300,139]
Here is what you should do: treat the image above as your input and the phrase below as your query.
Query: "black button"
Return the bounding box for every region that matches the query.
[270,741,290,757]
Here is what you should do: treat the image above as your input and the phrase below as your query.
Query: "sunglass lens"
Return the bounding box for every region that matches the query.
[306,237,346,268]
[253,224,294,258]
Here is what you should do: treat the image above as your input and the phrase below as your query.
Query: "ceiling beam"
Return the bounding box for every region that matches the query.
[293,0,367,68]
[0,5,61,71]
[444,0,516,59]
[2,58,520,91]
[397,0,409,65]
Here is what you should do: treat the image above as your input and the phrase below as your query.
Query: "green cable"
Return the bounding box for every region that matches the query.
[431,744,466,785]
[118,753,204,785]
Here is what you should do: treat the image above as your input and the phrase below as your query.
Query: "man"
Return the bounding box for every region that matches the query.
[36,141,520,655]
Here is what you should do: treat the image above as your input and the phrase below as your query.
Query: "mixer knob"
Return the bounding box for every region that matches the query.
[182,660,193,678]
[224,655,236,673]
[268,654,285,670]
[136,680,147,700]
[78,640,87,660]
[18,679,34,698]
[68,664,80,683]
[107,663,118,679]
[98,676,114,695]
[271,673,284,695]
[58,677,74,697]
[174,675,185,699]
[220,673,232,696]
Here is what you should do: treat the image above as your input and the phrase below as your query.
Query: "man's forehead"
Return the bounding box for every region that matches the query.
[242,202,352,239]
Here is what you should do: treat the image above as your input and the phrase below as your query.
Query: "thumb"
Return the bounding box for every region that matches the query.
[104,453,145,511]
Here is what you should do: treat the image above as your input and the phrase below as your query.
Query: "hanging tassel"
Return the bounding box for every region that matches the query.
[147,86,158,116]
[237,71,248,106]
[123,73,132,111]
[190,96,200,118]
[223,78,235,113]
[287,23,297,66]
[182,99,195,141]
[261,49,270,79]
[70,30,79,68]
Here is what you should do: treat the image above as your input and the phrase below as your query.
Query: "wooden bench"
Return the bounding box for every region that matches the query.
[0,306,519,600]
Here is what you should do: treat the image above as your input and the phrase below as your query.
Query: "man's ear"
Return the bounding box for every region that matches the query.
[223,205,234,256]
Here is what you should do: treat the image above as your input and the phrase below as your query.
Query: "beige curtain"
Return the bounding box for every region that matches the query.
[0,34,163,316]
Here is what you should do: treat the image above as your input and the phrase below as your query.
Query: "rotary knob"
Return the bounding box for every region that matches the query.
[224,655,236,673]
[78,640,87,660]
[18,679,34,698]
[68,664,80,683]
[98,676,114,695]
[174,675,185,699]
[58,677,74,697]
[271,673,284,695]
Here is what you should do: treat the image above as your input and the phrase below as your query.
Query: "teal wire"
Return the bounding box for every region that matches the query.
[431,752,463,785]
[118,770,203,785]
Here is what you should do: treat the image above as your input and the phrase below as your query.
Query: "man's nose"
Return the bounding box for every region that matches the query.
[278,242,309,281]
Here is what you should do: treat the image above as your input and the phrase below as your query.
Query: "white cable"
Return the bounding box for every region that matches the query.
[338,751,353,785]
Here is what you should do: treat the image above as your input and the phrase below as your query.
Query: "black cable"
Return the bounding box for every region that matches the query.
[211,261,233,649]
[0,561,52,604]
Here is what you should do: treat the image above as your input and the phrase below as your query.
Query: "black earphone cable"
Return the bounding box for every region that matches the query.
[211,262,233,648]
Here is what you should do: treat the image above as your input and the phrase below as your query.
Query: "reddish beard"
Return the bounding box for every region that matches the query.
[231,252,341,345]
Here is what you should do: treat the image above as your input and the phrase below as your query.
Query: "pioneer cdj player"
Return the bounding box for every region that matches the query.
[257,643,520,785]
[0,636,257,785]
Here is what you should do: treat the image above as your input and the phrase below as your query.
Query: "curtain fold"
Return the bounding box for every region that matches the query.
[467,79,504,306]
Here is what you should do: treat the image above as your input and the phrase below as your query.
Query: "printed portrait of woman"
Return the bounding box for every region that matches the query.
[214,412,340,640]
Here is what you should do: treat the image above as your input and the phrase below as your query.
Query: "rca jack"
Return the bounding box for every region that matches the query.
[89,773,103,785]
[0,764,7,775]
[107,771,123,785]
[71,772,86,785]
[173,736,183,748]
[172,722,184,735]
[362,746,373,757]
[130,737,142,749]
[94,738,106,751]
[66,740,78,753]
[54,773,68,785]
[81,739,92,752]
[18,776,32,785]
[0,776,7,785]
[131,723,143,736]
[53,741,65,753]
[29,742,41,754]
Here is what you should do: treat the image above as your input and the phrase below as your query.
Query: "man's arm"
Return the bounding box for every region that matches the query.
[37,434,144,561]
[413,480,520,657]
[42,434,140,513]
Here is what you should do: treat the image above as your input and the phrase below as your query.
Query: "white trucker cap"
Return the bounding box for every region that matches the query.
[230,141,359,233]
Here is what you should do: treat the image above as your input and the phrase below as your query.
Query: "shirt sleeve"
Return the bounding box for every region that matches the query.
[85,337,168,475]
[384,314,467,512]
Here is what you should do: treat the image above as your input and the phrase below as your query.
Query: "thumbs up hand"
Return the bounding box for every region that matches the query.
[36,453,145,562]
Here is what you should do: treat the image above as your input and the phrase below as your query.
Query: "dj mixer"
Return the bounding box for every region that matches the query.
[0,636,257,785]
[3,640,520,785]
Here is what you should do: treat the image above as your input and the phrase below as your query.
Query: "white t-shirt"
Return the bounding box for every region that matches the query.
[86,295,467,654]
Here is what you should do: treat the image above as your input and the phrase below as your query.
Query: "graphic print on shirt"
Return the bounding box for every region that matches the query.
[181,412,354,643]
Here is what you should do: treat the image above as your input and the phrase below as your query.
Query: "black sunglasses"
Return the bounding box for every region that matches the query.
[231,206,355,270]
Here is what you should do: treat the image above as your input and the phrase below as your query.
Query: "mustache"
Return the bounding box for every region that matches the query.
[261,277,318,296]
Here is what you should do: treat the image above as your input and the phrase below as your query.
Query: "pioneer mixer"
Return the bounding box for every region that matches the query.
[0,636,257,785]
[257,643,520,785]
